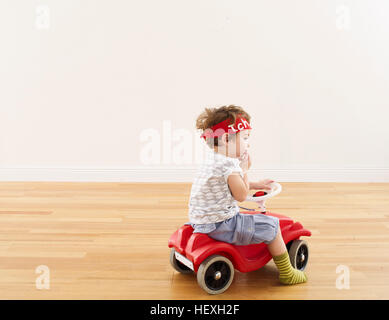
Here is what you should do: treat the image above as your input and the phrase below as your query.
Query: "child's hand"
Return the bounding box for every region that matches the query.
[252,179,274,190]
[239,151,251,172]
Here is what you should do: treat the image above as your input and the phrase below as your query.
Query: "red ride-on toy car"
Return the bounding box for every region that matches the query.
[168,182,311,294]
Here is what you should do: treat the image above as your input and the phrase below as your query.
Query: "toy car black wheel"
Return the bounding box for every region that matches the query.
[197,255,234,295]
[170,248,193,274]
[288,239,309,271]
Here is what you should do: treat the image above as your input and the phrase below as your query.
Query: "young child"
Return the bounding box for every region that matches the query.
[187,105,307,285]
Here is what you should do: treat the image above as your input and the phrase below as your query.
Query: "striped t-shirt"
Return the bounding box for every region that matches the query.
[188,149,244,227]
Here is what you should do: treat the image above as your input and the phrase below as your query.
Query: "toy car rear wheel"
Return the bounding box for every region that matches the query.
[288,240,309,271]
[170,248,193,274]
[197,255,234,295]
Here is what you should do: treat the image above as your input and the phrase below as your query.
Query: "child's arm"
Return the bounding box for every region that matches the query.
[226,152,251,202]
[249,179,274,190]
[240,152,274,191]
[227,152,274,201]
[227,171,249,202]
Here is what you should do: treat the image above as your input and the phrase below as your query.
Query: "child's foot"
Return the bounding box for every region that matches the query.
[279,268,307,285]
[273,251,308,285]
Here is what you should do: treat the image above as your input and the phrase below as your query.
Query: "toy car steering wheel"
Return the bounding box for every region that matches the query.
[243,182,282,213]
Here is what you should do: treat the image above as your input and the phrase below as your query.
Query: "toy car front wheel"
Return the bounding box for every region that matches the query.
[288,239,309,271]
[197,255,234,295]
[170,248,193,274]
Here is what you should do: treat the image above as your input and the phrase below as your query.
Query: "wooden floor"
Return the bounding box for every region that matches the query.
[0,182,388,299]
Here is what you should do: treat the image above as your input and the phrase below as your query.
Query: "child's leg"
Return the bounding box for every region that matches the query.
[267,225,288,256]
[267,226,307,285]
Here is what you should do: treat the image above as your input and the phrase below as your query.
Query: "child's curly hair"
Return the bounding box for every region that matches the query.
[196,105,251,148]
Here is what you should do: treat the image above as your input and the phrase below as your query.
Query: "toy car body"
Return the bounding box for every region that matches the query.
[168,183,311,294]
[169,210,311,272]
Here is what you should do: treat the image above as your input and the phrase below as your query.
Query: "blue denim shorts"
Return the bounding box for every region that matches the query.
[188,212,279,246]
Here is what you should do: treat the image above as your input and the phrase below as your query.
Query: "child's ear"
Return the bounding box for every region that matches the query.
[221,133,229,145]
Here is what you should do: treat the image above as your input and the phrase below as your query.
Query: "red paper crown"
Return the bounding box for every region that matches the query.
[200,116,251,140]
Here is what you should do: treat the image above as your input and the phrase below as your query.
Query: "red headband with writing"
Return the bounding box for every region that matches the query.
[200,116,251,140]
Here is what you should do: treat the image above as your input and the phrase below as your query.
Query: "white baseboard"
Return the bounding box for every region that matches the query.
[0,166,388,182]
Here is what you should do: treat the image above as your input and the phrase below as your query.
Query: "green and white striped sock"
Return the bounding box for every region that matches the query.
[273,251,307,285]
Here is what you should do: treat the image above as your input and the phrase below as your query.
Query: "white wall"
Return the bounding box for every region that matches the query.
[1,0,388,182]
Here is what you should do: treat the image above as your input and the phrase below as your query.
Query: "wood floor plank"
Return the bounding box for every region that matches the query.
[0,182,388,299]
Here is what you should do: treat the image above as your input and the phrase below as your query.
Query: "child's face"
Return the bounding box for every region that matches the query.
[226,129,250,158]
